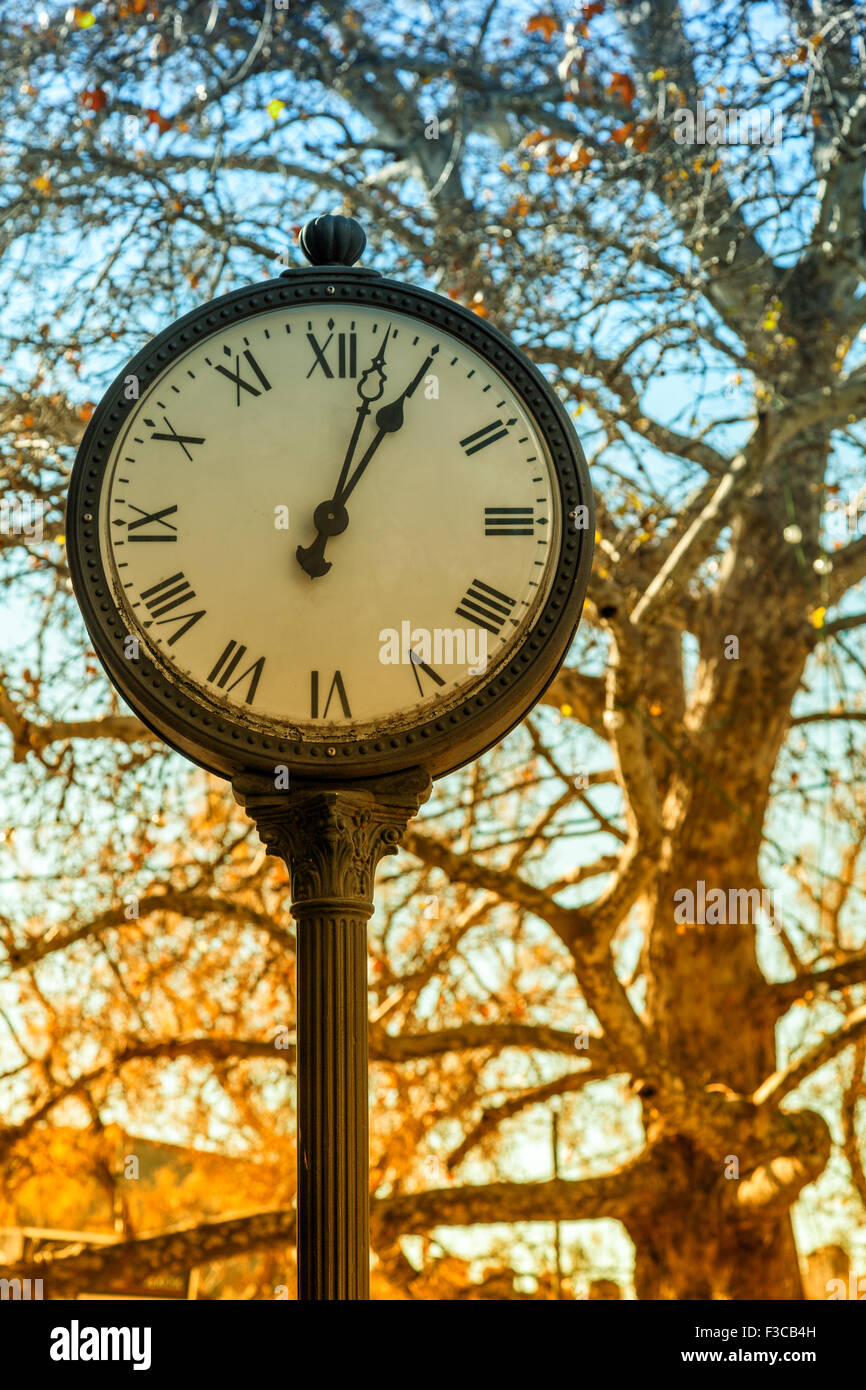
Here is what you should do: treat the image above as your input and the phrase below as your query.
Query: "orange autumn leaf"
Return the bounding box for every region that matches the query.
[567,146,593,169]
[526,12,559,40]
[80,88,107,111]
[77,402,95,422]
[144,108,171,133]
[32,174,51,193]
[507,194,531,218]
[607,71,636,105]
[583,0,604,16]
[610,122,634,144]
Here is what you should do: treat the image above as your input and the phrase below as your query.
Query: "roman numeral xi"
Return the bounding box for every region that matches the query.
[212,346,271,405]
[456,578,517,635]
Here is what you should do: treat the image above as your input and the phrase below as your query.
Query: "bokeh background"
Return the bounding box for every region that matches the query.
[1,0,865,1300]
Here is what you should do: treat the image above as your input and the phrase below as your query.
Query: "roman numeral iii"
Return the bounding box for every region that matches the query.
[455,578,517,635]
[484,506,534,536]
[207,639,266,703]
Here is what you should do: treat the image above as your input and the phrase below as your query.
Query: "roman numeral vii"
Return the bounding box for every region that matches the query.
[207,639,266,704]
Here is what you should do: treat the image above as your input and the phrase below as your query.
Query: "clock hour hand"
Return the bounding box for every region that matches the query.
[295,329,392,580]
[296,352,434,579]
[339,353,434,503]
[332,325,391,501]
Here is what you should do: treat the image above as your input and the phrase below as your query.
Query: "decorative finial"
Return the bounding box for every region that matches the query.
[299,214,366,267]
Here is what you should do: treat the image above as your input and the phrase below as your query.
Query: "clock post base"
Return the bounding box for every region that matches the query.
[232,768,432,1301]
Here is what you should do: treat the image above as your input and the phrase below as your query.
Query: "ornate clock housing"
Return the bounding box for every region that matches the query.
[68,234,593,782]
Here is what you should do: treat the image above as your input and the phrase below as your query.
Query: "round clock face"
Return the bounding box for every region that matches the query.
[71,273,592,779]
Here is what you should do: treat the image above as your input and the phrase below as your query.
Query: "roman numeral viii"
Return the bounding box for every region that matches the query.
[139,573,206,645]
[460,417,516,455]
[310,670,352,719]
[485,506,534,536]
[207,640,266,704]
[456,578,517,635]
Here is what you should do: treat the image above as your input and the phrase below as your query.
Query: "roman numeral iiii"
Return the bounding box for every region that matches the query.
[456,578,516,635]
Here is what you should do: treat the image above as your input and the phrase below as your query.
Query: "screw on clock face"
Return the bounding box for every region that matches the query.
[295,337,435,579]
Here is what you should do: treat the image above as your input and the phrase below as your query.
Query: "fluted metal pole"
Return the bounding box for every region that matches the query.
[295,905,370,1298]
[233,768,431,1301]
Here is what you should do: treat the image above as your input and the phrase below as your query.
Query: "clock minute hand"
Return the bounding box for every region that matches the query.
[333,325,392,501]
[295,352,433,580]
[295,329,392,581]
[338,353,434,505]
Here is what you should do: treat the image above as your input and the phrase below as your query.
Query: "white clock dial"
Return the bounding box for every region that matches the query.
[98,304,562,735]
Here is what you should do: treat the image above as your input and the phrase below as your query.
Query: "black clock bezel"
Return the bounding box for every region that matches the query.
[67,268,594,784]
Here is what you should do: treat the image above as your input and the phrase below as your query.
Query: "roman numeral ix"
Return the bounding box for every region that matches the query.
[460,417,516,455]
[121,503,178,542]
[139,573,206,645]
[456,578,517,635]
[207,639,266,704]
[485,506,534,536]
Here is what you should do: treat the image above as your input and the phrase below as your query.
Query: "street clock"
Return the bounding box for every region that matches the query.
[68,216,593,781]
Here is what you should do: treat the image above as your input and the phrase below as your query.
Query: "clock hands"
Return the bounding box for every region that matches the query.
[296,347,435,579]
[332,324,392,502]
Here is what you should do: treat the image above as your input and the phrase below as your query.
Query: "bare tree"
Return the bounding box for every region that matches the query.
[1,0,865,1299]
